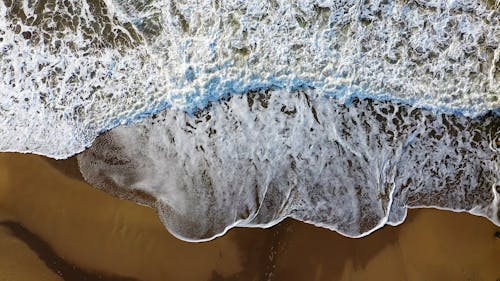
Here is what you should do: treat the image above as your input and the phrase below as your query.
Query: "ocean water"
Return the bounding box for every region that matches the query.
[0,0,499,241]
[78,91,499,241]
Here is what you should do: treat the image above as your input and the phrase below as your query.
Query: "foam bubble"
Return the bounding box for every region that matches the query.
[1,0,498,158]
[78,90,499,241]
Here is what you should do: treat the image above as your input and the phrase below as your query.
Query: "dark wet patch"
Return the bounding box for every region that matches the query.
[42,154,156,209]
[0,221,138,281]
[207,220,294,281]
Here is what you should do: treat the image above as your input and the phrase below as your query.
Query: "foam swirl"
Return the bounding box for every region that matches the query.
[78,90,499,241]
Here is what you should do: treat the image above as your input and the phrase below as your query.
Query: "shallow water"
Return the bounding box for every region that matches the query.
[79,90,499,241]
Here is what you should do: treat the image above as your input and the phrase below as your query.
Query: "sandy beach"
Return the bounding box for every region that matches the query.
[0,153,498,281]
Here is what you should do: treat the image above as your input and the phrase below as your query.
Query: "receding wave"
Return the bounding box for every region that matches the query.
[78,90,499,241]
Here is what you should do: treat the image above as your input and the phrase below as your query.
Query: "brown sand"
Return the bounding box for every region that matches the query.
[0,153,498,281]
[0,153,246,281]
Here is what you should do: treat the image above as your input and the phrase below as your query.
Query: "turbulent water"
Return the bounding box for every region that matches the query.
[78,91,499,241]
[0,0,499,240]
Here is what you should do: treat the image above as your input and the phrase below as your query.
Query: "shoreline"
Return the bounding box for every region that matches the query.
[0,153,498,280]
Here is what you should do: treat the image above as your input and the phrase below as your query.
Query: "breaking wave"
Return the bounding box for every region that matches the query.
[78,90,499,241]
[0,0,498,157]
[0,0,499,240]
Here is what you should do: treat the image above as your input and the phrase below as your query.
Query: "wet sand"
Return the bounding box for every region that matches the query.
[0,153,498,281]
[0,217,61,281]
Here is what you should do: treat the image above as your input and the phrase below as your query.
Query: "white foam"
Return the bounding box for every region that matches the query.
[78,90,500,241]
[1,0,499,158]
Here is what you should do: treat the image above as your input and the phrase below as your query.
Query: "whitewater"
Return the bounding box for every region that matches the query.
[0,0,499,241]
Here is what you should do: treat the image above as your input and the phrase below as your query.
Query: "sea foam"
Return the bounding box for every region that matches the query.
[0,0,498,158]
[0,0,498,240]
[78,90,499,241]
